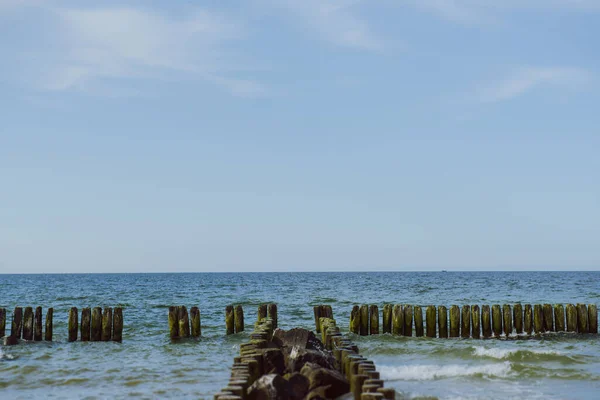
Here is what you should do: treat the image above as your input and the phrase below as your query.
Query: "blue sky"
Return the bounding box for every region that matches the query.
[1,0,599,273]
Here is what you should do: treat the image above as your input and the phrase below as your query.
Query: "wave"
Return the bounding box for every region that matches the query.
[0,348,16,361]
[471,346,583,363]
[380,362,512,381]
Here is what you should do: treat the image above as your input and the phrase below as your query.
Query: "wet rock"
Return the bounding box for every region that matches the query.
[247,374,290,400]
[3,336,19,346]
[285,372,309,400]
[300,362,349,399]
[273,328,326,352]
[262,348,285,375]
[286,347,336,373]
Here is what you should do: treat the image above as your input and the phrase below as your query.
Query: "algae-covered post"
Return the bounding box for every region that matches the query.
[177,306,190,338]
[68,307,78,342]
[589,304,598,334]
[503,305,512,337]
[102,307,113,341]
[438,305,448,338]
[392,304,404,336]
[543,304,554,332]
[45,308,53,341]
[426,305,436,338]
[566,304,577,332]
[91,307,102,341]
[360,305,369,336]
[313,305,322,333]
[190,306,201,337]
[234,305,244,333]
[22,307,33,341]
[12,307,23,338]
[471,305,480,339]
[554,304,565,332]
[0,308,5,338]
[414,306,424,337]
[403,305,413,337]
[113,307,123,342]
[533,304,543,334]
[577,304,589,334]
[350,305,360,334]
[491,305,502,338]
[382,304,392,334]
[369,305,379,335]
[34,306,43,341]
[449,305,459,338]
[81,308,91,342]
[461,305,470,339]
[481,305,491,338]
[268,303,278,329]
[225,305,235,335]
[513,304,523,334]
[257,304,267,323]
[524,304,533,335]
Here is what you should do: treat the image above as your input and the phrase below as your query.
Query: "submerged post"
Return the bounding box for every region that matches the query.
[438,305,448,338]
[492,305,502,338]
[81,307,91,342]
[554,304,565,332]
[190,306,201,337]
[313,305,322,333]
[178,306,190,338]
[449,305,459,338]
[589,304,598,334]
[22,307,33,341]
[503,305,512,338]
[403,305,413,337]
[524,304,533,335]
[113,307,123,342]
[481,305,491,339]
[461,305,470,339]
[258,304,268,323]
[566,304,577,332]
[44,308,53,341]
[382,304,392,334]
[533,304,543,334]
[68,307,78,342]
[359,305,369,336]
[370,305,379,335]
[34,306,42,341]
[91,307,102,341]
[543,304,554,332]
[102,307,113,341]
[350,305,360,334]
[268,303,278,329]
[414,306,424,337]
[234,305,244,333]
[0,308,5,338]
[513,304,523,335]
[577,304,589,333]
[225,305,235,335]
[426,305,436,338]
[471,305,480,339]
[12,307,23,338]
[392,304,404,336]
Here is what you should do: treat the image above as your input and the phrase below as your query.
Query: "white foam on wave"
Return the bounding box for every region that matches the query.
[472,346,561,359]
[0,348,15,360]
[380,361,512,381]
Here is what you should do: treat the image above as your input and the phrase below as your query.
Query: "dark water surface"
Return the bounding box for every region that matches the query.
[1,272,599,399]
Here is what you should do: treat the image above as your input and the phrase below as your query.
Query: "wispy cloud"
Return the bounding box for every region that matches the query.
[477,66,591,103]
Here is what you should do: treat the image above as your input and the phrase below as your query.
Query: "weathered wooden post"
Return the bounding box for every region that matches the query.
[22,307,34,340]
[190,306,201,337]
[0,308,5,338]
[491,305,502,338]
[403,305,413,337]
[258,304,268,322]
[268,303,278,329]
[392,304,403,336]
[566,304,577,332]
[577,304,589,333]
[589,304,598,334]
[533,304,543,334]
[503,305,512,337]
[68,307,78,342]
[370,305,379,335]
[543,304,554,332]
[226,305,235,335]
[351,374,368,400]
[438,305,448,338]
[461,305,470,339]
[513,304,523,334]
[360,305,369,336]
[313,305,322,333]
[81,308,91,342]
[113,307,123,342]
[414,306,424,337]
[91,307,102,341]
[524,304,533,335]
[382,304,392,334]
[481,305,491,338]
[11,307,23,338]
[554,304,565,332]
[102,307,113,341]
[44,308,53,341]
[426,305,436,338]
[234,305,244,333]
[34,307,43,341]
[449,305,460,338]
[350,305,360,334]
[471,305,480,339]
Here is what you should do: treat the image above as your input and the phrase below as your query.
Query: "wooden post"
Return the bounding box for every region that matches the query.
[113,307,123,342]
[190,306,201,337]
[225,305,235,335]
[23,307,33,341]
[403,305,413,337]
[0,308,5,338]
[449,305,459,338]
[471,305,480,339]
[491,305,502,338]
[234,305,244,333]
[461,305,470,339]
[438,305,448,338]
[350,305,360,334]
[34,307,42,341]
[359,305,369,336]
[577,304,589,333]
[313,305,322,333]
[91,307,102,341]
[524,304,533,335]
[268,303,278,329]
[589,304,598,334]
[258,304,267,322]
[414,306,424,337]
[68,307,78,342]
[566,304,577,332]
[370,305,379,335]
[81,308,91,342]
[543,304,554,332]
[382,304,392,334]
[102,307,113,341]
[11,307,23,338]
[177,306,190,338]
[533,304,543,334]
[392,304,404,336]
[503,305,512,337]
[554,304,565,332]
[426,305,436,338]
[351,374,368,400]
[44,308,53,341]
[481,305,491,338]
[322,305,333,319]
[513,304,523,334]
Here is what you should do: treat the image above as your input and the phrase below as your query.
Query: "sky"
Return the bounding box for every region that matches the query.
[1,0,599,273]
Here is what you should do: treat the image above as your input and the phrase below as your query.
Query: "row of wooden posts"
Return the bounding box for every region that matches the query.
[167,306,202,339]
[350,303,599,338]
[1,307,53,342]
[67,307,123,342]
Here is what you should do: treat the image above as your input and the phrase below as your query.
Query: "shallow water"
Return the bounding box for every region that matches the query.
[0,272,599,399]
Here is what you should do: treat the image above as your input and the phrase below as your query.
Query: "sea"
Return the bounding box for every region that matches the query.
[0,272,599,399]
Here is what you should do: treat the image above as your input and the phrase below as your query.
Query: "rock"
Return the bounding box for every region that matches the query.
[262,348,286,375]
[285,373,309,400]
[3,336,19,346]
[247,374,290,400]
[300,363,349,399]
[286,347,336,373]
[273,328,326,352]
[305,386,329,400]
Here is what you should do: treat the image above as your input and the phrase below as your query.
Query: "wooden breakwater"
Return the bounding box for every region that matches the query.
[168,306,202,339]
[68,307,124,342]
[2,306,53,345]
[350,303,598,338]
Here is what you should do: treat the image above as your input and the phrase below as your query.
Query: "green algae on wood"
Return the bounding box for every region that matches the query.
[566,304,577,332]
[438,305,448,338]
[102,307,113,341]
[524,304,533,335]
[258,304,267,323]
[577,304,589,333]
[533,304,543,334]
[190,306,201,337]
[81,308,91,342]
[268,303,278,329]
[225,305,235,335]
[113,307,123,342]
[414,305,424,337]
[503,304,512,337]
[382,304,392,334]
[481,305,491,338]
[392,304,404,336]
[461,305,471,339]
[426,305,436,338]
[234,305,244,333]
[350,305,360,334]
[351,374,368,400]
[492,305,502,338]
[554,304,565,332]
[313,305,322,333]
[471,305,480,339]
[543,304,554,332]
[68,307,78,342]
[22,306,33,341]
[11,307,23,338]
[376,388,395,400]
[44,308,53,341]
[0,308,5,338]
[403,305,413,337]
[34,306,43,341]
[359,304,369,336]
[589,304,598,334]
[513,304,523,334]
[91,307,102,341]
[449,305,460,338]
